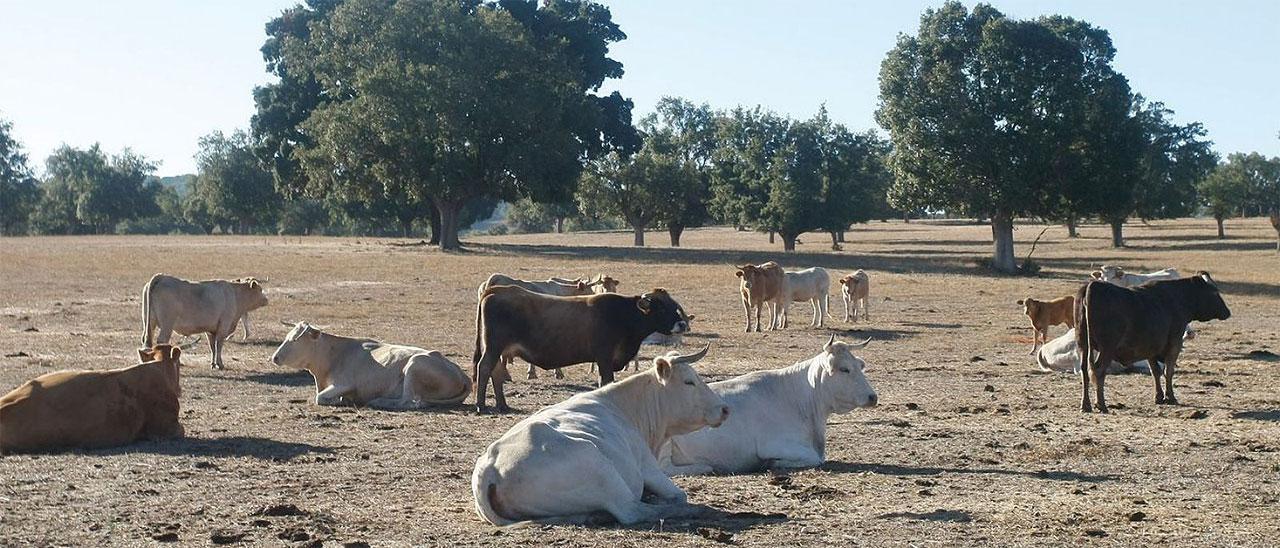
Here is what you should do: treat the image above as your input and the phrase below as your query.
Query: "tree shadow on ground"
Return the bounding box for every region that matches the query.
[1128,240,1278,253]
[820,460,1115,483]
[102,436,333,461]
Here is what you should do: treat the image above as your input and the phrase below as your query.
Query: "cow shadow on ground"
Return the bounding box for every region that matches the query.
[820,460,1115,484]
[101,436,333,461]
[243,371,314,387]
[832,326,918,342]
[877,509,973,523]
[580,504,789,536]
[1232,410,1280,422]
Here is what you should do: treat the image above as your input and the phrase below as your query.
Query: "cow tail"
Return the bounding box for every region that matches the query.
[1077,283,1092,376]
[473,293,485,367]
[472,462,513,526]
[141,274,158,347]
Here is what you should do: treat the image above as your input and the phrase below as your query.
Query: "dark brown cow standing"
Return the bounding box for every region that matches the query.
[473,286,691,413]
[1075,272,1231,413]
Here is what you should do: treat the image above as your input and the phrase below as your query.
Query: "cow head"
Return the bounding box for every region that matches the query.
[1188,272,1231,322]
[138,344,183,365]
[236,277,270,311]
[591,274,620,294]
[814,335,878,412]
[637,288,690,335]
[271,321,325,369]
[1017,298,1039,316]
[735,264,760,290]
[1093,265,1124,283]
[651,345,729,434]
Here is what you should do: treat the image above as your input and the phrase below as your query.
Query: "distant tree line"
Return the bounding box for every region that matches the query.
[4,0,1278,261]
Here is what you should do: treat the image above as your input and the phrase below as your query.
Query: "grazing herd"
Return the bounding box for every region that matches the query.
[0,258,1237,527]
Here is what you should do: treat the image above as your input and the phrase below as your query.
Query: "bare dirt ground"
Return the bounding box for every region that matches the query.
[1,218,1278,547]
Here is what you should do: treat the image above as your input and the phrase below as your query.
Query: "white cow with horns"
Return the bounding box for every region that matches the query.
[661,335,877,474]
[471,346,729,525]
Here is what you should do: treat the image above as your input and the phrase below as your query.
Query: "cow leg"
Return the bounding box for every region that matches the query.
[1080,352,1093,413]
[554,368,565,380]
[1161,351,1181,405]
[156,322,175,345]
[208,332,222,369]
[1028,327,1040,355]
[597,363,617,388]
[315,384,349,406]
[743,299,753,333]
[1092,350,1111,414]
[863,297,870,321]
[490,370,510,413]
[639,454,688,504]
[474,350,501,413]
[524,357,538,380]
[1148,355,1166,404]
[760,443,823,470]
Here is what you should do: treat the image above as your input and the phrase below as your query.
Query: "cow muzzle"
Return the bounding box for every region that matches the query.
[672,320,689,334]
[710,404,730,427]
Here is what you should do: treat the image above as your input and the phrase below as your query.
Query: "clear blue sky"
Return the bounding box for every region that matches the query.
[2,1,1276,177]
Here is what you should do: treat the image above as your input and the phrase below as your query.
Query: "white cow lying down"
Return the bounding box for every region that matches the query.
[661,335,877,475]
[472,347,729,525]
[1036,328,1196,375]
[271,322,470,408]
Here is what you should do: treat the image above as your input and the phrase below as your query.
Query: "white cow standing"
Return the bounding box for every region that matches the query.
[472,347,729,525]
[142,274,269,369]
[270,322,471,408]
[662,335,877,475]
[780,267,831,328]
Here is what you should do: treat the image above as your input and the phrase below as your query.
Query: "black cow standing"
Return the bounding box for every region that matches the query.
[1075,272,1231,413]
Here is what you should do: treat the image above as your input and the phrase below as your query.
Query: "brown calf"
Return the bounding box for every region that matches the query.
[1017,295,1075,355]
[736,262,786,332]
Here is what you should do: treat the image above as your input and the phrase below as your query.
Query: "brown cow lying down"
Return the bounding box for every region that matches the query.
[0,345,185,454]
[1017,295,1075,355]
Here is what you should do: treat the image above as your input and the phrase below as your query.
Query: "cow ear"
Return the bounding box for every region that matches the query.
[654,357,672,383]
[686,314,696,321]
[1090,271,1102,280]
[169,346,182,361]
[138,349,150,362]
[735,271,744,278]
[637,296,652,314]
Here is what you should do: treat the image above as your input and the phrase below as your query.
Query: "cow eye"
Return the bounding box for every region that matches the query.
[684,380,695,386]
[838,367,851,373]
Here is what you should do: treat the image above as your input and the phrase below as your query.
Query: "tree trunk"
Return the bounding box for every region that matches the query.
[903,213,911,223]
[428,204,441,245]
[632,224,645,246]
[990,215,1016,273]
[837,231,846,243]
[829,230,840,250]
[398,217,413,238]
[735,225,746,232]
[1109,219,1125,248]
[555,217,565,234]
[1270,210,1280,253]
[1215,215,1225,239]
[768,231,775,244]
[1065,216,1078,238]
[782,232,797,252]
[435,200,463,250]
[668,224,684,247]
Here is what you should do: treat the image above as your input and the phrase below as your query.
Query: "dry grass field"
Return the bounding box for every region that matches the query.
[1,218,1278,547]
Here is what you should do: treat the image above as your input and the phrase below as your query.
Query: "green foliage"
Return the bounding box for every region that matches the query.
[31,145,158,234]
[262,0,632,249]
[0,117,39,235]
[1130,97,1217,220]
[577,144,697,246]
[505,198,568,234]
[192,130,279,233]
[709,107,790,228]
[277,197,332,235]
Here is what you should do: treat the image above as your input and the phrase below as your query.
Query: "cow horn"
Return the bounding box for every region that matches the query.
[279,320,295,327]
[848,336,873,349]
[672,344,710,364]
[824,334,837,349]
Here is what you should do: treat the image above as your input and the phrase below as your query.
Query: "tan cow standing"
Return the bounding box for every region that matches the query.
[0,345,185,454]
[141,274,269,369]
[271,322,471,408]
[736,262,786,332]
[839,270,871,322]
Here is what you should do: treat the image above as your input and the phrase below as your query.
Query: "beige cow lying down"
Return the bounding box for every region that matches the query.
[471,347,728,525]
[271,322,470,408]
[1036,328,1195,375]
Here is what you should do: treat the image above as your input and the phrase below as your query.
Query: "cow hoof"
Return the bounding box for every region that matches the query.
[1080,405,1092,413]
[1162,397,1178,406]
[496,404,511,414]
[1097,406,1109,414]
[475,405,489,415]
